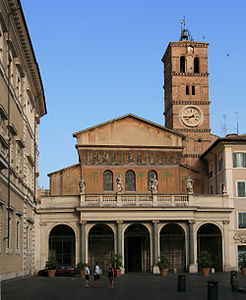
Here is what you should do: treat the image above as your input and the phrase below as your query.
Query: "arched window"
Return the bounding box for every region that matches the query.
[186,85,189,95]
[194,57,199,73]
[125,170,136,191]
[180,56,186,73]
[148,170,158,191]
[103,170,113,191]
[192,85,195,95]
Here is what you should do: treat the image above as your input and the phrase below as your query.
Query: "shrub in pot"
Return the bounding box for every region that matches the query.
[76,262,86,277]
[157,254,170,277]
[197,251,212,276]
[109,254,122,277]
[239,253,246,275]
[45,258,59,277]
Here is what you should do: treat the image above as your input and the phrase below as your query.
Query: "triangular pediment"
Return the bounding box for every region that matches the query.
[73,114,184,147]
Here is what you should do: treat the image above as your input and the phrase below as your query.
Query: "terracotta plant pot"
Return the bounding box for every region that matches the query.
[80,270,85,278]
[201,267,210,276]
[241,267,246,275]
[160,268,168,277]
[115,269,121,277]
[47,269,56,277]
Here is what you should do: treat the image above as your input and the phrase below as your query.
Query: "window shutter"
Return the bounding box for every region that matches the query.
[243,153,246,168]
[239,213,246,228]
[233,153,237,167]
[238,182,246,197]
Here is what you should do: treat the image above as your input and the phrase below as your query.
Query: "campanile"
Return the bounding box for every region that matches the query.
[162,25,217,168]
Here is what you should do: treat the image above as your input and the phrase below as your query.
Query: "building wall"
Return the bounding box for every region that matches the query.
[0,0,46,280]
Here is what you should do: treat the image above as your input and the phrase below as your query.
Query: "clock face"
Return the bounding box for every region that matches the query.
[180,106,202,127]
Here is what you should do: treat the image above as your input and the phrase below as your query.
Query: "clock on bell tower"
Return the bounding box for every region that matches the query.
[161,24,217,167]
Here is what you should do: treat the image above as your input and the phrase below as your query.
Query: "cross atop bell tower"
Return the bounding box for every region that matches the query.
[161,21,216,168]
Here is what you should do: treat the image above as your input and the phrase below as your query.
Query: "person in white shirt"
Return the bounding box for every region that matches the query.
[84,264,90,287]
[93,262,101,288]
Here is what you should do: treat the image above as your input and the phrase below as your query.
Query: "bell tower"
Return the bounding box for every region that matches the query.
[162,22,217,168]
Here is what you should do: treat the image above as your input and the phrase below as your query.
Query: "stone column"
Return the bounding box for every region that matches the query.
[80,221,86,263]
[223,220,230,271]
[152,220,159,274]
[189,220,197,273]
[117,220,123,257]
[117,220,124,274]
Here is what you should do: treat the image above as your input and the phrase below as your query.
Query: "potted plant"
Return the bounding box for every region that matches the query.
[239,253,246,275]
[76,262,86,277]
[197,251,212,276]
[157,254,170,277]
[109,254,122,277]
[45,258,59,277]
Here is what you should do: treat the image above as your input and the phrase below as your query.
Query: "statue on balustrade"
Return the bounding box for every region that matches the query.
[185,176,193,194]
[150,174,158,194]
[116,175,124,193]
[79,176,86,194]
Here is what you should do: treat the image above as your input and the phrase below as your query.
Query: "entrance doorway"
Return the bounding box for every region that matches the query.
[49,225,75,264]
[88,224,114,272]
[160,224,185,272]
[124,224,150,272]
[197,223,222,271]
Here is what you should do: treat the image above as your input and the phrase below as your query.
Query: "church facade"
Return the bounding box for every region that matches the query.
[36,33,243,274]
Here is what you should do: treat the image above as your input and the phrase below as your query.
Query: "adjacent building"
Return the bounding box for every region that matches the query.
[0,0,46,280]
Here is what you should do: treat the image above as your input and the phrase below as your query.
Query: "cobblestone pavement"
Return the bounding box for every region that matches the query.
[1,272,246,300]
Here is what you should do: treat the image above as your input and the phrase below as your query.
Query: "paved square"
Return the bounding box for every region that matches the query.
[1,272,246,300]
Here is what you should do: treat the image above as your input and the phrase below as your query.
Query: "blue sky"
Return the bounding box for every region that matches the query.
[20,0,246,188]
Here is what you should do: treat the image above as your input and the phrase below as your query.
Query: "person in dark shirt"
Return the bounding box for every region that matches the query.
[107,264,114,288]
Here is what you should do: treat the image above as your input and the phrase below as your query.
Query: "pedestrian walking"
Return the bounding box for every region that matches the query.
[93,262,101,288]
[84,264,90,287]
[107,263,114,288]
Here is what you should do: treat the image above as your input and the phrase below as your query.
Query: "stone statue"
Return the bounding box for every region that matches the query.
[150,174,158,194]
[79,177,86,194]
[116,175,124,193]
[186,176,193,194]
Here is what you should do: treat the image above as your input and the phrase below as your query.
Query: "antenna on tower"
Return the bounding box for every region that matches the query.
[180,17,192,41]
[221,114,227,136]
[234,112,239,134]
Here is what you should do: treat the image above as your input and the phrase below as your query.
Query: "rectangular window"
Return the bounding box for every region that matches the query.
[238,213,246,228]
[219,157,223,171]
[16,216,20,254]
[6,210,13,254]
[237,181,246,197]
[233,152,246,168]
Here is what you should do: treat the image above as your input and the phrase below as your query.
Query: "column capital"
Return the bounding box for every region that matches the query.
[117,220,123,224]
[189,220,196,224]
[152,220,159,224]
[222,220,230,225]
[80,220,87,225]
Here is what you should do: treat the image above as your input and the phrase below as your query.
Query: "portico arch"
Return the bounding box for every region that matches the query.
[197,223,222,271]
[88,224,114,271]
[160,223,185,272]
[124,223,150,272]
[49,224,75,264]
